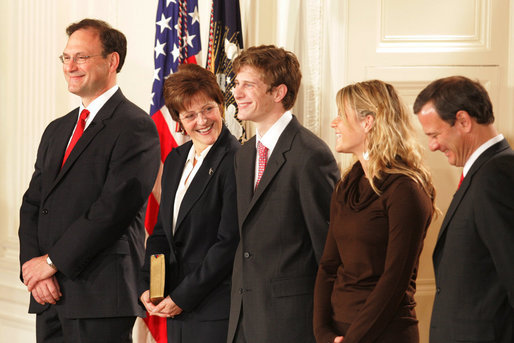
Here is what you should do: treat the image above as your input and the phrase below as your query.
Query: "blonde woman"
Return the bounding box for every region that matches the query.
[313,80,436,343]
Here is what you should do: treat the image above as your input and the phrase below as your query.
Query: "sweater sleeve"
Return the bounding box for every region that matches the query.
[343,179,432,343]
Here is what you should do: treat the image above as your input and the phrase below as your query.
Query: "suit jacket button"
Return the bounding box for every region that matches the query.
[41,209,48,215]
[175,241,183,247]
[243,252,251,259]
[239,288,244,294]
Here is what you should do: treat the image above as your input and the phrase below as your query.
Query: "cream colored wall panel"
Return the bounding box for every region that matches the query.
[347,0,509,73]
[379,0,490,52]
[366,65,500,105]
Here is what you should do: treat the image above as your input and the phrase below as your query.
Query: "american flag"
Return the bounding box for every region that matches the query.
[141,0,201,342]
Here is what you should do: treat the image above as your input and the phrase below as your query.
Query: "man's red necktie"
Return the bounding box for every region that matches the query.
[62,109,90,167]
[255,141,268,190]
[457,172,464,189]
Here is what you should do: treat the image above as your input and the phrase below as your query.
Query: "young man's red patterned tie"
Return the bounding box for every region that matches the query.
[255,141,268,190]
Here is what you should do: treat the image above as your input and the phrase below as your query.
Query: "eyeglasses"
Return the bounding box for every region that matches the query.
[179,104,219,123]
[59,54,102,64]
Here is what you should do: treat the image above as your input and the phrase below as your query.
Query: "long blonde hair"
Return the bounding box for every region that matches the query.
[337,80,436,210]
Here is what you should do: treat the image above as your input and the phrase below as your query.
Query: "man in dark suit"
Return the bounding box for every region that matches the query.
[18,19,160,342]
[226,45,340,343]
[414,76,514,343]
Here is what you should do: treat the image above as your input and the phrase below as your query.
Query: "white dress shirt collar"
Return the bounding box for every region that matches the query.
[172,143,213,234]
[78,85,119,129]
[255,110,293,156]
[463,134,504,177]
[253,111,293,187]
[186,143,213,165]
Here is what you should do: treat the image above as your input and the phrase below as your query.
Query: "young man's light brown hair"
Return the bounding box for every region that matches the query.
[233,45,302,110]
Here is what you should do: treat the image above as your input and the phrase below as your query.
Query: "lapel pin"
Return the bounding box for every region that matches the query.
[209,168,214,175]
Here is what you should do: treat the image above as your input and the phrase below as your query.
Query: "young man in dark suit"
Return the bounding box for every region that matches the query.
[19,19,160,342]
[226,45,340,343]
[414,76,514,343]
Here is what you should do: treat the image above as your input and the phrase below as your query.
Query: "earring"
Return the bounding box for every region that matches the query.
[175,122,186,135]
[363,151,370,161]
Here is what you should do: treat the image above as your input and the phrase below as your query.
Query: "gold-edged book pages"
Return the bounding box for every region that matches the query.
[150,254,165,305]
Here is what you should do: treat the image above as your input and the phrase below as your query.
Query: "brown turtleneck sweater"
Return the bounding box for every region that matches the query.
[313,162,432,343]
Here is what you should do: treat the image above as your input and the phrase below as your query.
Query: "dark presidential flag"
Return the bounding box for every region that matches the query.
[206,0,245,140]
[142,1,201,342]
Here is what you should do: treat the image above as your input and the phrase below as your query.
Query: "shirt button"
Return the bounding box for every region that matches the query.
[243,252,251,259]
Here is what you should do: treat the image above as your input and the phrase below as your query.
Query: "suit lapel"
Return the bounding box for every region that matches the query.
[236,137,256,223]
[44,89,124,202]
[241,117,299,222]
[46,110,79,186]
[174,126,231,235]
[160,142,191,246]
[434,139,511,260]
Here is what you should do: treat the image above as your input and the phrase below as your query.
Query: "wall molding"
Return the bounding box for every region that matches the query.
[378,0,491,52]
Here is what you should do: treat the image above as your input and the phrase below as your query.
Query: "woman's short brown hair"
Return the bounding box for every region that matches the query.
[163,64,224,122]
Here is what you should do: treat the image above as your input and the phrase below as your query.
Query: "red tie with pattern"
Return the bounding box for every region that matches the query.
[255,141,268,190]
[62,109,90,167]
[457,172,464,189]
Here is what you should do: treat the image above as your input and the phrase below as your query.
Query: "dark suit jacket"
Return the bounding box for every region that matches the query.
[19,89,160,318]
[141,126,240,341]
[430,138,514,343]
[227,116,340,343]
